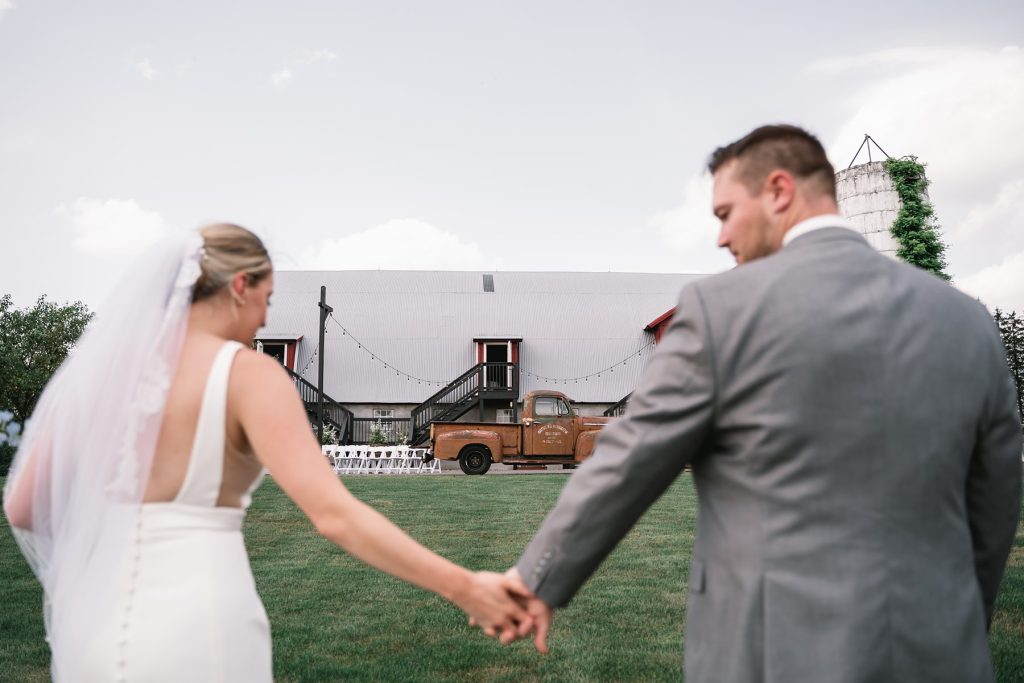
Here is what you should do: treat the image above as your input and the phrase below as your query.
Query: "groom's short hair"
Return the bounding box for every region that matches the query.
[708,124,836,201]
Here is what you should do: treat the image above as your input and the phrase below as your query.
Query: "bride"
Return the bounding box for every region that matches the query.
[3,224,532,681]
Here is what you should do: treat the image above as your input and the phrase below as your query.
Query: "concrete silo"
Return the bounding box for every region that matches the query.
[835,160,903,258]
[834,135,939,261]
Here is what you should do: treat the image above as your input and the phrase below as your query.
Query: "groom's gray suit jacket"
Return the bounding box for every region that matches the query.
[517,227,1022,683]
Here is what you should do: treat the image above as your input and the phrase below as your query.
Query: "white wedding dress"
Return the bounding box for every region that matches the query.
[80,342,272,682]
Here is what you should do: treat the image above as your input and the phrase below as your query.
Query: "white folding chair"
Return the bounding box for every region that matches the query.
[322,445,342,474]
[354,448,368,474]
[367,447,386,474]
[387,446,406,474]
[335,447,361,475]
[414,449,440,474]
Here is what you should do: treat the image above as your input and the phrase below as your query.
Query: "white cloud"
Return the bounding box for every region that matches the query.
[298,219,491,270]
[271,48,337,89]
[271,67,293,89]
[56,198,168,257]
[132,58,157,80]
[644,45,1024,284]
[808,47,974,75]
[819,44,1024,309]
[956,250,1024,312]
[954,179,1024,241]
[0,0,15,23]
[296,49,338,66]
[823,46,1023,198]
[647,174,734,273]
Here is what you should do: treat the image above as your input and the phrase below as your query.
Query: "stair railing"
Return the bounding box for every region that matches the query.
[603,392,632,418]
[409,363,487,444]
[285,368,354,443]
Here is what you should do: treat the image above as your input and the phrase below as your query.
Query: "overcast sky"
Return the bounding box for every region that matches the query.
[2,1,1022,312]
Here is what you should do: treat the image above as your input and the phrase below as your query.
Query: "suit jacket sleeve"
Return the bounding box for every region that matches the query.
[967,319,1023,628]
[516,284,717,608]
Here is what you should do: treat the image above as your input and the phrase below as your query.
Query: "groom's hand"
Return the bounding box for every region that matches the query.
[458,571,534,644]
[504,568,552,653]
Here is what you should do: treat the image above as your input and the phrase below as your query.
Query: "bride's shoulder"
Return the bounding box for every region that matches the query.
[228,349,307,423]
[233,346,285,373]
[230,348,291,390]
[227,350,302,421]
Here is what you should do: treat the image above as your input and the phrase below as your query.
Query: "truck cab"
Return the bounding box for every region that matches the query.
[523,392,586,456]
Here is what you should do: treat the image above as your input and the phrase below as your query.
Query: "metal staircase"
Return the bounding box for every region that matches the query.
[603,392,631,418]
[409,362,518,446]
[286,368,354,444]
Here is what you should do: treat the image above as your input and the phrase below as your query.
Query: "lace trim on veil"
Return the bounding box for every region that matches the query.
[107,236,202,499]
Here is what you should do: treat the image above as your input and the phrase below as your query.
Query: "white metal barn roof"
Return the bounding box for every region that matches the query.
[259,270,703,403]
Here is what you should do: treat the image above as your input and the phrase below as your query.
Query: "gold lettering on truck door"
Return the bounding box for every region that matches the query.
[537,424,569,446]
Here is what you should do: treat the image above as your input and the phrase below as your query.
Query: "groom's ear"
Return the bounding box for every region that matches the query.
[763,169,796,214]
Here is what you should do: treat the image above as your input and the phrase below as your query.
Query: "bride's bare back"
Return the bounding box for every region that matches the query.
[144,332,263,507]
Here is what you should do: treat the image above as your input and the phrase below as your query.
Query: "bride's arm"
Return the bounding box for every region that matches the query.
[3,450,36,530]
[3,430,50,531]
[231,351,531,639]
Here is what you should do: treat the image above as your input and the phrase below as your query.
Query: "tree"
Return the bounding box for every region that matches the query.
[993,308,1024,434]
[0,294,93,423]
[0,410,22,477]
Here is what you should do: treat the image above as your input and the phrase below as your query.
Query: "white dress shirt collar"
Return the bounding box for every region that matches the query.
[782,214,857,247]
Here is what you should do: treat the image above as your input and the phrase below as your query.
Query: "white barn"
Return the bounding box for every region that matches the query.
[257,270,699,444]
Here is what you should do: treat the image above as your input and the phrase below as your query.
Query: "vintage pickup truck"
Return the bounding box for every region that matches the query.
[427,390,611,475]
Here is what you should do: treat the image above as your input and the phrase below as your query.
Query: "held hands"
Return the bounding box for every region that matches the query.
[464,568,553,653]
[453,571,536,645]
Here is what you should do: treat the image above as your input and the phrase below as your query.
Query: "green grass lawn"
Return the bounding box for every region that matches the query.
[2,473,1023,682]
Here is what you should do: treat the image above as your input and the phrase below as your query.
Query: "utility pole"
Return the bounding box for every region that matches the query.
[317,285,333,444]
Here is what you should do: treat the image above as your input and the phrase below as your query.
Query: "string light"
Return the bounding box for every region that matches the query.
[521,340,655,383]
[295,342,320,377]
[327,314,448,386]
[310,311,655,389]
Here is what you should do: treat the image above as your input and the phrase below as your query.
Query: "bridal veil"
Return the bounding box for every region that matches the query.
[3,231,203,680]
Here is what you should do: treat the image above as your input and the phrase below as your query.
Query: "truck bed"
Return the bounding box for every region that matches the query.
[430,421,523,459]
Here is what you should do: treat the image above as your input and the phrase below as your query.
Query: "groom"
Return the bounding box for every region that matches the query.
[503,125,1022,681]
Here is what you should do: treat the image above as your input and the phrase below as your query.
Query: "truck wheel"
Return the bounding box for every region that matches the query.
[459,446,492,475]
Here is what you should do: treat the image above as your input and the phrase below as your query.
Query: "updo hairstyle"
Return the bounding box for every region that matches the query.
[191,224,273,303]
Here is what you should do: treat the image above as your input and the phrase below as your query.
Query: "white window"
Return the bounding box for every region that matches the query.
[496,409,514,424]
[372,409,393,430]
[372,408,395,435]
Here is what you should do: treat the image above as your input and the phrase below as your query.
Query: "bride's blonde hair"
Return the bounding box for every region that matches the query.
[191,223,273,303]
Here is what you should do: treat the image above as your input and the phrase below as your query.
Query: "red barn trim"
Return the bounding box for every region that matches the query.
[645,307,676,345]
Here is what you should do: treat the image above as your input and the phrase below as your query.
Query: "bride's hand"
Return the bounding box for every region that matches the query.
[453,571,534,644]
